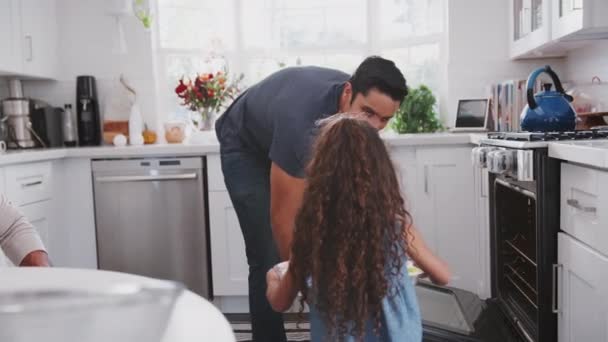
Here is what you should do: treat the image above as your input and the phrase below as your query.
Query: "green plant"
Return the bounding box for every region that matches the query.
[133,0,152,29]
[391,85,443,134]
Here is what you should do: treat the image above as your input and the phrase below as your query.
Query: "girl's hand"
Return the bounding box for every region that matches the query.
[266,261,295,312]
[266,266,280,286]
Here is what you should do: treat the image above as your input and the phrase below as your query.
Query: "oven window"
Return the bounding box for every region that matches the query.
[495,180,538,326]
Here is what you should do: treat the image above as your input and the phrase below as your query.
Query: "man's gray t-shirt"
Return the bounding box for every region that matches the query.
[215,66,349,178]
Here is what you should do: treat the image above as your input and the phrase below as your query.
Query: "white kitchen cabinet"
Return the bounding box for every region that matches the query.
[560,162,608,257]
[0,0,22,74]
[20,200,51,252]
[473,167,491,299]
[0,0,57,78]
[4,161,52,207]
[557,233,608,342]
[509,0,557,59]
[413,147,480,294]
[389,147,418,216]
[49,158,97,268]
[19,0,58,79]
[208,191,249,296]
[208,145,483,304]
[551,0,608,41]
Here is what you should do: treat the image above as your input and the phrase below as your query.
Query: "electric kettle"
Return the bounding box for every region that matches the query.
[520,65,576,132]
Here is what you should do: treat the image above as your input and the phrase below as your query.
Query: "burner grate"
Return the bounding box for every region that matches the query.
[487,129,608,142]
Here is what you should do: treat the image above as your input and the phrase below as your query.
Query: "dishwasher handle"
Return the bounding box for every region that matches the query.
[95,173,198,183]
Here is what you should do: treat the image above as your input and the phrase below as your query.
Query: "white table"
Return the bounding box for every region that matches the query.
[0,268,236,342]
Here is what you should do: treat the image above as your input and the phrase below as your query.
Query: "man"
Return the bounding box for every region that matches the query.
[215,56,408,341]
[0,194,50,267]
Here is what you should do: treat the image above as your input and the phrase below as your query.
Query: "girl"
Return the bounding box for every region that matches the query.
[266,114,450,341]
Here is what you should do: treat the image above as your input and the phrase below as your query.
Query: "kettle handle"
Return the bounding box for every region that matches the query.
[526,65,573,110]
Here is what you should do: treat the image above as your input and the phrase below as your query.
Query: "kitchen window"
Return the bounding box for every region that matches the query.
[152,0,447,120]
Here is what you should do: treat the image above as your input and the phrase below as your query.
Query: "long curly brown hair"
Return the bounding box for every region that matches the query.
[290,114,412,340]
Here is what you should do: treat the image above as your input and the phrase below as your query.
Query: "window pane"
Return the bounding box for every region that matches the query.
[242,0,367,49]
[378,0,444,42]
[158,0,235,50]
[165,54,227,82]
[382,44,440,94]
[243,53,360,86]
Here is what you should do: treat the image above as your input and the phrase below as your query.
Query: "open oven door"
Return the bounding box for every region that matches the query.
[416,282,520,342]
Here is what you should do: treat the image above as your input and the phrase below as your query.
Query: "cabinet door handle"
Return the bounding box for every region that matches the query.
[21,180,42,188]
[552,263,562,314]
[566,199,596,213]
[424,165,429,194]
[25,35,33,62]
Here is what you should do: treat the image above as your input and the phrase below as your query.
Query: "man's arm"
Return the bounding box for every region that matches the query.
[270,163,306,261]
[0,195,50,267]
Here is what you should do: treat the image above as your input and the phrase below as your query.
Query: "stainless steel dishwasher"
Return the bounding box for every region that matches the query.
[92,157,209,298]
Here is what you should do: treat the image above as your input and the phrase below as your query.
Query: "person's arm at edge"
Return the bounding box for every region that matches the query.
[0,195,50,267]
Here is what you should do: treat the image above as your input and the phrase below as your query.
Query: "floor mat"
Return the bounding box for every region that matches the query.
[227,314,311,342]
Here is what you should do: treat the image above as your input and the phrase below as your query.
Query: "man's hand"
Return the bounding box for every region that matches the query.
[19,250,50,267]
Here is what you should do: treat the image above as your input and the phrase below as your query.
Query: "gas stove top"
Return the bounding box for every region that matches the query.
[487,129,608,142]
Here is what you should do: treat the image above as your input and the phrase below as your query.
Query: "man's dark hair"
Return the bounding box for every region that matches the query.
[349,56,408,103]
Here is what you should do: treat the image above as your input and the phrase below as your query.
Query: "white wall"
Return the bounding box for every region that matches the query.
[563,40,608,105]
[445,0,565,127]
[9,0,161,132]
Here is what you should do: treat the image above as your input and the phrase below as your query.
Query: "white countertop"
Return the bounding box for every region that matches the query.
[381,131,475,146]
[0,132,481,166]
[4,132,607,170]
[0,144,222,166]
[549,140,608,170]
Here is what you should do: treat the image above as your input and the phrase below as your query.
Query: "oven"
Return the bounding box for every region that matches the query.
[472,129,608,342]
[474,144,560,342]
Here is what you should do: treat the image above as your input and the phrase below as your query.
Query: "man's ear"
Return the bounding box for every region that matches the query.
[343,81,352,99]
[339,82,353,111]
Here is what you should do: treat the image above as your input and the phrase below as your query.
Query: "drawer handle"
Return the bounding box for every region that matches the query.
[566,199,597,213]
[21,180,43,188]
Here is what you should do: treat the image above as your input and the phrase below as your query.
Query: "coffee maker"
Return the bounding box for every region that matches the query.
[0,79,45,148]
[76,76,101,146]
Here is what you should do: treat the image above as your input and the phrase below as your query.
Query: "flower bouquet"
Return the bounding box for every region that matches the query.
[175,69,243,131]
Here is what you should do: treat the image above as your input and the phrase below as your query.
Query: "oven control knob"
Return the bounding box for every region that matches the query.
[490,150,516,174]
[472,146,498,168]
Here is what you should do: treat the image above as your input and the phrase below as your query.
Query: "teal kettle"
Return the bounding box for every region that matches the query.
[520,65,576,132]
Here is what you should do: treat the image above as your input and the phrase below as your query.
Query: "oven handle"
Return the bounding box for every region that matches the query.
[495,178,537,200]
[552,263,563,314]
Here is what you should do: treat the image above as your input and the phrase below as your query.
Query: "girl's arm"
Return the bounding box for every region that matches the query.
[405,224,451,286]
[266,261,299,312]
